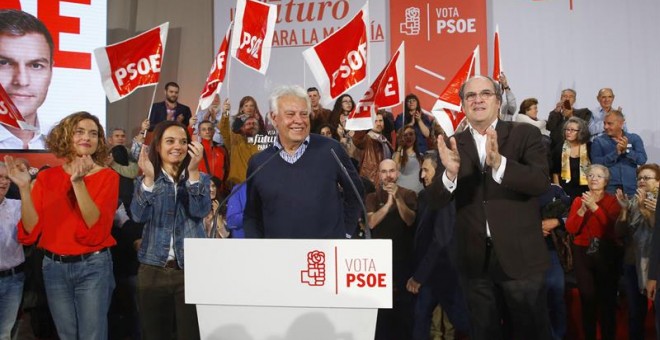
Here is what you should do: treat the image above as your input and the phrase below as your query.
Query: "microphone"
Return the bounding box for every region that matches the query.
[330,148,371,239]
[209,146,281,238]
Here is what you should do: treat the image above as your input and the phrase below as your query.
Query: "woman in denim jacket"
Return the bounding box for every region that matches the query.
[131,120,211,340]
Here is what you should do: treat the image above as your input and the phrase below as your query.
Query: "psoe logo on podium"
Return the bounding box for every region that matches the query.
[300,250,326,286]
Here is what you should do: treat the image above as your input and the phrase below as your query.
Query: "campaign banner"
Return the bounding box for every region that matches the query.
[303,3,369,105]
[94,22,169,103]
[199,22,232,110]
[389,1,487,116]
[230,0,277,75]
[185,239,392,308]
[0,83,28,130]
[346,41,405,131]
[0,2,107,150]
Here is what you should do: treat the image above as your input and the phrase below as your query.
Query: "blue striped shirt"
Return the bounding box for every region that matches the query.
[273,136,311,164]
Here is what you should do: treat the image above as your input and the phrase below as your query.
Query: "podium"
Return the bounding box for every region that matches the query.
[185,239,392,340]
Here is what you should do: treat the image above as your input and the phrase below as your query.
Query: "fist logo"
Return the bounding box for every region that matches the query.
[400,7,421,36]
[301,250,326,286]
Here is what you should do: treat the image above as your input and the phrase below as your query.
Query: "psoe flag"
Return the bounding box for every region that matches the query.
[0,83,34,131]
[346,41,405,131]
[200,22,232,110]
[94,22,169,103]
[230,0,276,75]
[303,3,369,106]
[431,46,480,136]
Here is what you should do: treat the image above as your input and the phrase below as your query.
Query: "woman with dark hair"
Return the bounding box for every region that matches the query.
[552,116,592,200]
[515,98,550,136]
[616,163,659,340]
[395,94,432,153]
[566,164,623,340]
[131,120,211,340]
[330,93,355,131]
[5,111,118,340]
[394,125,423,193]
[232,95,267,134]
[205,176,229,238]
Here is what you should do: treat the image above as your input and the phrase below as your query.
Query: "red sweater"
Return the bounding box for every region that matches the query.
[18,166,118,255]
[566,193,621,246]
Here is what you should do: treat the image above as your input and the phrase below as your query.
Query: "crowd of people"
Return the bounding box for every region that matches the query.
[0,74,657,340]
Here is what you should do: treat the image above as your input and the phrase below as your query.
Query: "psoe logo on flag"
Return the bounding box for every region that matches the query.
[400,7,420,36]
[300,250,326,286]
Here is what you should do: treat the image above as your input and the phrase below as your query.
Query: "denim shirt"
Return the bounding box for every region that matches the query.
[591,132,647,196]
[130,172,211,269]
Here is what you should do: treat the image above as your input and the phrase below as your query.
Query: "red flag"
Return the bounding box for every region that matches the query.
[493,25,502,80]
[230,0,276,74]
[0,83,29,130]
[346,42,405,131]
[303,4,369,105]
[200,22,232,110]
[94,23,169,103]
[431,46,480,135]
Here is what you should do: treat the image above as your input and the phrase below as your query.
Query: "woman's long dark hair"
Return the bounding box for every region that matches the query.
[402,94,422,126]
[397,126,422,169]
[148,121,191,182]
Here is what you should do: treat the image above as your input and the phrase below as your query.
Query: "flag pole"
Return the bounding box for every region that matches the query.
[142,22,170,141]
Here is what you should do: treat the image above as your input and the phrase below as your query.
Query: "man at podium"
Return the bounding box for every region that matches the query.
[244,85,363,239]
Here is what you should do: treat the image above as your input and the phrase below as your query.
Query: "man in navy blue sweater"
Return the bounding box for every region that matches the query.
[243,85,363,239]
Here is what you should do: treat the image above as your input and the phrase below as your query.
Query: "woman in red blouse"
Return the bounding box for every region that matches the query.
[566,164,622,340]
[4,112,118,340]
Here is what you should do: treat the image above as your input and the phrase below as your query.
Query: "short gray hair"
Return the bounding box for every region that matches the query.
[269,85,311,116]
[587,164,610,181]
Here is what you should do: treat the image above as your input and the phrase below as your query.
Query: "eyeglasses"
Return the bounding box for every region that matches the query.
[638,176,657,182]
[564,128,580,133]
[464,90,496,103]
[342,100,352,104]
[587,174,606,180]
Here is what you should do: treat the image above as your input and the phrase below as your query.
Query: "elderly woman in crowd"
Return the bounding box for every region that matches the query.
[131,120,211,340]
[515,98,550,136]
[566,164,622,340]
[616,163,659,340]
[552,116,592,200]
[5,112,118,340]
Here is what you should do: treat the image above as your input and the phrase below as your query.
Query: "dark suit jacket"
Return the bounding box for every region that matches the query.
[148,101,192,130]
[412,193,458,287]
[647,203,660,281]
[429,121,550,279]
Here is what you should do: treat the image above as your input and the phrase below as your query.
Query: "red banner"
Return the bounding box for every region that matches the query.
[347,42,406,131]
[389,1,487,115]
[303,3,369,105]
[230,0,276,74]
[94,22,168,103]
[200,22,232,110]
[0,83,28,130]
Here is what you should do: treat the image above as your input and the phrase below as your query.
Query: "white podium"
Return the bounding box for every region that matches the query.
[185,239,392,340]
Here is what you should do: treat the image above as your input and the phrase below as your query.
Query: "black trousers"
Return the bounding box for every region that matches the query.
[462,245,552,340]
[137,264,200,340]
[572,243,622,340]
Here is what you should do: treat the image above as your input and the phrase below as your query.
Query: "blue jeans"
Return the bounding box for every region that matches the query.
[544,250,567,340]
[0,271,24,340]
[42,250,115,340]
